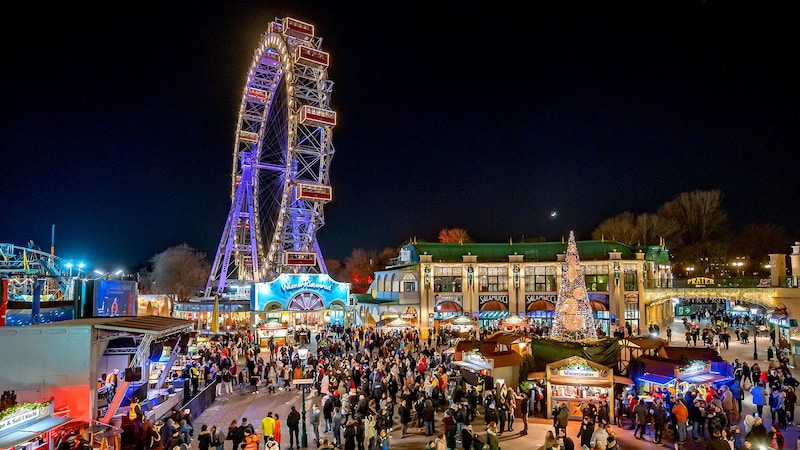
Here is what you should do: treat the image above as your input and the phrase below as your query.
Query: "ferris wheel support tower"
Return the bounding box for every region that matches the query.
[206,17,336,296]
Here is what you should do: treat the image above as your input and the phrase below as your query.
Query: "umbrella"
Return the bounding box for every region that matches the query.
[211,295,220,334]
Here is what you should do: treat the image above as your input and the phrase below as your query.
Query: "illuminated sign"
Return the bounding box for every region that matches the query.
[676,360,711,379]
[525,293,557,303]
[555,362,602,378]
[252,274,350,311]
[479,294,509,306]
[687,277,715,286]
[0,401,51,433]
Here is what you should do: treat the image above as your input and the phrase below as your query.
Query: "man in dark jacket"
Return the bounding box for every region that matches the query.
[577,416,593,448]
[652,400,668,444]
[287,406,301,450]
[556,403,569,437]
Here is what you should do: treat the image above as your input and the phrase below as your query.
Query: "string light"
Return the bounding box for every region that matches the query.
[550,230,598,341]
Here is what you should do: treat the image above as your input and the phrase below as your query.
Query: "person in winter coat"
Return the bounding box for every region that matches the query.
[343,419,357,450]
[423,398,436,436]
[445,420,457,450]
[460,424,474,450]
[197,425,211,450]
[166,429,185,450]
[672,399,689,444]
[632,401,647,439]
[577,416,594,448]
[556,403,569,437]
[287,406,301,450]
[485,422,500,450]
[310,404,321,444]
[398,399,412,438]
[178,420,193,446]
[750,384,766,417]
[652,400,668,444]
[226,420,243,450]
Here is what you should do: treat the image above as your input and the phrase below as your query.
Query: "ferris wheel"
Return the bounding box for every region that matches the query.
[206,17,336,296]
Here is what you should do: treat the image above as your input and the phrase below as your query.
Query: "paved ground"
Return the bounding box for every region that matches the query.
[188,317,798,449]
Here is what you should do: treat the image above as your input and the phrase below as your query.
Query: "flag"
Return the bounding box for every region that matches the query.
[211,295,220,333]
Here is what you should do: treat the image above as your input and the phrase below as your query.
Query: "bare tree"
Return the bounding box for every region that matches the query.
[656,190,731,274]
[150,244,210,315]
[591,212,637,245]
[634,213,680,247]
[438,228,472,244]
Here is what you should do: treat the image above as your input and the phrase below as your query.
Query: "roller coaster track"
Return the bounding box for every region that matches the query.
[0,242,72,301]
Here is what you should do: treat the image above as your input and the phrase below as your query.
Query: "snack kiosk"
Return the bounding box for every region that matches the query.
[546,356,616,420]
[0,400,73,450]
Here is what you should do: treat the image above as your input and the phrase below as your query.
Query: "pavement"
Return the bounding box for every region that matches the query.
[187,317,798,450]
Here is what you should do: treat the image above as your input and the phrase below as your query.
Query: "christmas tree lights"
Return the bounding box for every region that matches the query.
[550,230,598,341]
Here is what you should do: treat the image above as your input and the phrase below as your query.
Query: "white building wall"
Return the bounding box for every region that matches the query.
[0,324,95,422]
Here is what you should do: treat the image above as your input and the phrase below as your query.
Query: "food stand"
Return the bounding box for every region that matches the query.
[546,356,616,420]
[674,360,730,395]
[256,320,289,348]
[0,400,73,450]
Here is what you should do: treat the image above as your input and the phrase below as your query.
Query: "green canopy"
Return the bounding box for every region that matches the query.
[530,337,620,371]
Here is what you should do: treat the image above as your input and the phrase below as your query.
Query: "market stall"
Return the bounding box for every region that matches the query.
[546,356,616,420]
[674,360,731,396]
[256,320,289,348]
[0,400,73,450]
[451,351,494,388]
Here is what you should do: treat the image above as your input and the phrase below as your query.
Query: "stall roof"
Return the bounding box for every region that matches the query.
[622,335,668,350]
[0,416,73,449]
[638,373,676,385]
[37,315,195,336]
[679,373,729,385]
[484,331,531,346]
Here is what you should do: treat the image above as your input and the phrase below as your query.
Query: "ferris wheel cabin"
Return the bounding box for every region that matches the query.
[299,105,337,127]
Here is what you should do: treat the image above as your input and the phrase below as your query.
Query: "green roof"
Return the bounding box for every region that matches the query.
[350,293,395,304]
[410,240,644,263]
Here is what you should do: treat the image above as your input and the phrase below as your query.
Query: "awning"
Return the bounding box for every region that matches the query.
[614,376,636,386]
[679,373,729,385]
[0,416,73,449]
[527,300,554,311]
[638,373,676,385]
[590,300,607,311]
[435,301,462,313]
[452,359,492,371]
[460,368,494,387]
[478,310,509,320]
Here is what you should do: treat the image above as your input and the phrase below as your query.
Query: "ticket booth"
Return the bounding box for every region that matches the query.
[546,356,616,421]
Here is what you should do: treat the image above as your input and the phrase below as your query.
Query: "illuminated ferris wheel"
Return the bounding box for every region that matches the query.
[206,17,336,296]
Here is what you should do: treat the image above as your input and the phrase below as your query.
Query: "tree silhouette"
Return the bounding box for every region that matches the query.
[438,228,472,244]
[149,244,210,315]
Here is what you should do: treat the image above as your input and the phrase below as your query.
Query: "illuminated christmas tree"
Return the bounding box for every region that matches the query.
[550,230,598,341]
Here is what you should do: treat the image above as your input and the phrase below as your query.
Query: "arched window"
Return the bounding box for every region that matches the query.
[402,273,418,292]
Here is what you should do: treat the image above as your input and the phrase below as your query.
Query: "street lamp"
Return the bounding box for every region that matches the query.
[293,378,313,448]
[751,308,759,360]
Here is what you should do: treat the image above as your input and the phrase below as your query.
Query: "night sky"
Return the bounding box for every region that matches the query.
[2,2,798,271]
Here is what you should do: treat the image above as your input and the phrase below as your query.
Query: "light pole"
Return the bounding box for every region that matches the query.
[751,309,759,360]
[293,378,313,448]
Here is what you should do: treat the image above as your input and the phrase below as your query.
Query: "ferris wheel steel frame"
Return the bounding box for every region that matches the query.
[206,17,336,296]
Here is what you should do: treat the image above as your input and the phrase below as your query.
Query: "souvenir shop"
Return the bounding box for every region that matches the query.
[674,360,731,395]
[546,356,620,420]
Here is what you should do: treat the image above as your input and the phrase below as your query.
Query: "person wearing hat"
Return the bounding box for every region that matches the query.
[605,435,619,450]
[241,426,260,450]
[460,424,474,450]
[486,422,499,450]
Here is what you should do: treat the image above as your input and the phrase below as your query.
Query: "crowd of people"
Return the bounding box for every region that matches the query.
[114,307,799,450]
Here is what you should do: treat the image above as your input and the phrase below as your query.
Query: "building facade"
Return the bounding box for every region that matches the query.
[365,240,672,338]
